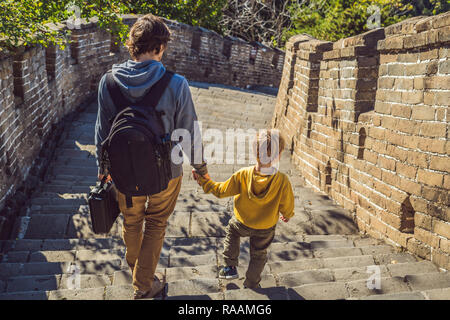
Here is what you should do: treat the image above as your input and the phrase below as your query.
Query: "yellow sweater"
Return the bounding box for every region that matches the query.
[198,166,295,229]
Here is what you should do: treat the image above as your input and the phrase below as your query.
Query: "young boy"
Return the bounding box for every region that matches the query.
[192,129,295,289]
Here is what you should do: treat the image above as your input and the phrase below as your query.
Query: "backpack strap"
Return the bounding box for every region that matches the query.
[139,71,174,109]
[105,72,130,115]
[139,71,175,142]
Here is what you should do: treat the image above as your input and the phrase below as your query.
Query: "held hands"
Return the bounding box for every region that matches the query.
[98,174,112,183]
[192,169,211,186]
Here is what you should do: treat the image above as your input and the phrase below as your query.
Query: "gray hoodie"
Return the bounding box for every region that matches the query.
[94,59,208,178]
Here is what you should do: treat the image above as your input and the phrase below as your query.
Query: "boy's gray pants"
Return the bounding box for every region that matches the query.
[222,217,276,288]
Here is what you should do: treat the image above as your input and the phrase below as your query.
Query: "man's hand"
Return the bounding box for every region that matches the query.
[280,215,290,223]
[192,169,210,186]
[98,174,112,183]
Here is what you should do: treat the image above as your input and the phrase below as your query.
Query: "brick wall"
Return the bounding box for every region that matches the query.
[273,12,450,270]
[0,15,284,239]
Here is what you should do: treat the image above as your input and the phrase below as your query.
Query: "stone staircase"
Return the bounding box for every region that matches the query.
[0,83,449,300]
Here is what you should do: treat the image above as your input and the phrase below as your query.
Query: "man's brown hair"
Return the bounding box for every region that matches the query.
[126,14,171,60]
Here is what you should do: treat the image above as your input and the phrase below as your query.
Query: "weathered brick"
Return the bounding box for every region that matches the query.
[411,106,435,121]
[399,178,422,196]
[378,156,396,171]
[417,169,444,187]
[440,238,450,254]
[434,91,450,106]
[415,227,439,248]
[385,227,412,248]
[431,250,450,270]
[396,162,417,180]
[381,210,402,229]
[415,212,432,231]
[391,104,412,118]
[433,220,450,239]
[429,155,450,172]
[420,122,446,137]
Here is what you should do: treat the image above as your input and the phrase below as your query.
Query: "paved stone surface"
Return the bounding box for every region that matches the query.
[289,282,348,300]
[166,278,221,297]
[48,288,105,300]
[360,291,426,300]
[346,277,410,298]
[1,84,448,300]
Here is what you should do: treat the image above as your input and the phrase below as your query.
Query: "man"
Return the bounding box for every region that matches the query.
[95,14,209,299]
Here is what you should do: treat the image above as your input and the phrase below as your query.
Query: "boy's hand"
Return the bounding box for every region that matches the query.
[280,216,290,223]
[192,169,211,186]
[98,174,112,183]
[192,169,199,181]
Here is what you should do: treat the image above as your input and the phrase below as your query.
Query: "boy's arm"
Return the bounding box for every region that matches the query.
[197,171,241,199]
[279,177,295,220]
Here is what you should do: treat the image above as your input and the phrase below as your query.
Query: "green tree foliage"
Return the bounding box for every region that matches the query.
[407,0,450,15]
[0,0,226,52]
[124,0,227,32]
[284,0,449,44]
[1,0,448,52]
[0,0,128,51]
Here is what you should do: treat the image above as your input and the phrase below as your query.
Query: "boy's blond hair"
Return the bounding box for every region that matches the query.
[254,129,285,166]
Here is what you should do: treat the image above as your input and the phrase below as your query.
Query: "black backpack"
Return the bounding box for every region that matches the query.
[100,70,174,208]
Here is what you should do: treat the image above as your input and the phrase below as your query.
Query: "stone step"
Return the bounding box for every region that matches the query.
[29,194,227,210]
[197,116,270,128]
[50,166,99,176]
[52,158,98,168]
[358,291,427,300]
[1,238,124,254]
[165,277,221,298]
[30,197,87,206]
[0,283,165,300]
[3,274,111,293]
[346,272,450,299]
[0,259,123,278]
[46,174,98,183]
[22,249,125,263]
[1,261,445,298]
[22,213,124,240]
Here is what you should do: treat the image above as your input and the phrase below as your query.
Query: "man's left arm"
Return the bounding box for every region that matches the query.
[174,78,208,176]
[95,74,116,176]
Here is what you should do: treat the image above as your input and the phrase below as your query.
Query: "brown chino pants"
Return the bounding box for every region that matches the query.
[117,176,182,292]
[222,217,276,288]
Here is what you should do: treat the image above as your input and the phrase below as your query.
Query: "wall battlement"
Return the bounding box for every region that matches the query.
[273,12,450,269]
[0,15,284,239]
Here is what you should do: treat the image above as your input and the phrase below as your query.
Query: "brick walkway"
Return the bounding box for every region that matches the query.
[0,84,449,300]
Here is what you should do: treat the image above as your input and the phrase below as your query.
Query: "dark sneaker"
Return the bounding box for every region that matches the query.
[244,283,261,289]
[219,266,239,279]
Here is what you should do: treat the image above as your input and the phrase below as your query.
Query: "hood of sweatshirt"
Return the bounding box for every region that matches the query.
[111,59,166,101]
[247,166,282,202]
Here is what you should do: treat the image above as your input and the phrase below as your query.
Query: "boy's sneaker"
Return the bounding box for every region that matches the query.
[219,266,239,279]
